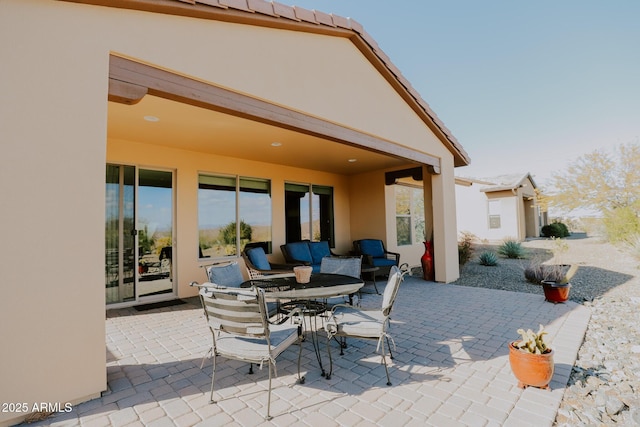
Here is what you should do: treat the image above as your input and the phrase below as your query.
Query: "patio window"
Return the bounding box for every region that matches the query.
[488,199,502,229]
[395,185,425,246]
[198,174,272,258]
[284,183,335,244]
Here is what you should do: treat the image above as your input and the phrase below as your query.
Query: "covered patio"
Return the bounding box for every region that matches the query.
[25,276,589,426]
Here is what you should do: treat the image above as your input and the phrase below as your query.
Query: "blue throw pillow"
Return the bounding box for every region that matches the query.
[359,239,385,257]
[310,241,331,265]
[207,262,244,287]
[247,247,271,270]
[287,242,313,264]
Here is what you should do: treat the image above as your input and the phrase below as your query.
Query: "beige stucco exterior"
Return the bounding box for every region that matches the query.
[0,1,468,424]
[455,174,541,242]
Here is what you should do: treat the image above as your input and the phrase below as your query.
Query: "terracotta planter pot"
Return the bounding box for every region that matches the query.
[508,342,554,389]
[541,281,571,303]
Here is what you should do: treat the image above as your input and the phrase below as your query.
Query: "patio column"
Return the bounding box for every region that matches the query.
[429,163,460,283]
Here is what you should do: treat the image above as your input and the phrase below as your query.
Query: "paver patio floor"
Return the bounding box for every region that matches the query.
[23,275,589,426]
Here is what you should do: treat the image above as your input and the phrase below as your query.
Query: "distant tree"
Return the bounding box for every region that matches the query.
[219,220,252,245]
[549,141,640,214]
[548,141,640,242]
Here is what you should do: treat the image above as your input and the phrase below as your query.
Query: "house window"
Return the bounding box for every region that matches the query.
[395,185,425,246]
[198,174,272,258]
[284,183,335,244]
[488,200,501,229]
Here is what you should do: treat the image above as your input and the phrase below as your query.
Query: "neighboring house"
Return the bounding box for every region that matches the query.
[455,173,544,242]
[0,1,470,424]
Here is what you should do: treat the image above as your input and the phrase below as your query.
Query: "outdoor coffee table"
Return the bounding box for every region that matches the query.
[241,273,364,377]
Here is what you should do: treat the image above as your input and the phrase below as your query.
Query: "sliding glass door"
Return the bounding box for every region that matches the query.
[105,165,175,306]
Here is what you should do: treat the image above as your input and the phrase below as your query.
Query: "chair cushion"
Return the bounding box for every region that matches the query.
[331,307,385,338]
[247,247,271,271]
[286,242,313,264]
[207,262,244,287]
[215,322,299,361]
[371,258,397,267]
[309,241,331,265]
[359,239,385,257]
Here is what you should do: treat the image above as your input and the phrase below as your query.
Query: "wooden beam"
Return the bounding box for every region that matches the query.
[108,79,148,105]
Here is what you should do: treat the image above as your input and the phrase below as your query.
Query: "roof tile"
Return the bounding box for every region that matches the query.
[196,0,228,8]
[247,0,275,16]
[331,14,351,30]
[293,6,318,24]
[271,1,299,21]
[219,0,250,12]
[313,9,335,27]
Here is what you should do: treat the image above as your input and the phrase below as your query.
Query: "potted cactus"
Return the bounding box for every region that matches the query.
[508,324,554,389]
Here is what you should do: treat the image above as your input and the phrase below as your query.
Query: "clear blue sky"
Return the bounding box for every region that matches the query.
[287,1,640,188]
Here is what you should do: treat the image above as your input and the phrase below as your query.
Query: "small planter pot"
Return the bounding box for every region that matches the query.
[508,342,554,389]
[541,280,571,303]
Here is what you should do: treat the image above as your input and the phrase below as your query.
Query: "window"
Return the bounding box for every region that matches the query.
[395,185,425,245]
[488,199,501,229]
[198,174,272,258]
[284,183,334,244]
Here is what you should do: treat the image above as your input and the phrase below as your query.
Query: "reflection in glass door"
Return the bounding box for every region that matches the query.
[137,169,174,299]
[105,165,174,305]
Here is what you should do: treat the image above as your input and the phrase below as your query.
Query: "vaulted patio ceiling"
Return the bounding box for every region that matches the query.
[108,55,441,175]
[108,94,409,176]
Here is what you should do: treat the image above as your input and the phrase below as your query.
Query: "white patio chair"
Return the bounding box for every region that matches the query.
[325,263,409,385]
[198,286,306,421]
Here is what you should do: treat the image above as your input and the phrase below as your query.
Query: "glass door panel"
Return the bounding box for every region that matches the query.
[105,166,174,305]
[105,165,135,304]
[137,169,174,298]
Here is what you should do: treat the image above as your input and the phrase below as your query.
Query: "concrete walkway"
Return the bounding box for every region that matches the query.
[22,276,590,426]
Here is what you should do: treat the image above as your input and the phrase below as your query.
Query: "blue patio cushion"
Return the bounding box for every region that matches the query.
[208,262,244,287]
[247,247,271,271]
[309,241,332,265]
[287,242,313,264]
[371,258,397,267]
[359,239,385,258]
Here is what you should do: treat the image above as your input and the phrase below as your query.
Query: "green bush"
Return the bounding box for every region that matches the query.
[458,232,475,266]
[541,222,570,238]
[498,239,524,259]
[478,251,498,266]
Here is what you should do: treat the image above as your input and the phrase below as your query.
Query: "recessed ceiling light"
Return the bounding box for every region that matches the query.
[348,158,358,163]
[144,115,160,122]
[271,142,282,147]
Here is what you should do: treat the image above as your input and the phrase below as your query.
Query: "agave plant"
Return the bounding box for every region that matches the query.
[478,251,498,266]
[498,239,524,259]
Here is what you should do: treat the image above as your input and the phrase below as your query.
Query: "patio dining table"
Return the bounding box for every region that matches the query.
[241,273,364,377]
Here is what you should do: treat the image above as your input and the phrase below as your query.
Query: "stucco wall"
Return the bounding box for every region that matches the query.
[0,1,461,423]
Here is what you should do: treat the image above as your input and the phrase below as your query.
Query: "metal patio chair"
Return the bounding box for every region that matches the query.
[325,263,409,385]
[198,286,306,420]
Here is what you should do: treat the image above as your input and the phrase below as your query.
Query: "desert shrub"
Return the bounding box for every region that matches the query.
[524,263,566,284]
[478,251,498,266]
[458,232,475,266]
[603,207,640,244]
[541,222,570,238]
[498,239,524,259]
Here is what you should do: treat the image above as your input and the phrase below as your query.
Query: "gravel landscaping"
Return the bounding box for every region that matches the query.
[450,234,640,426]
